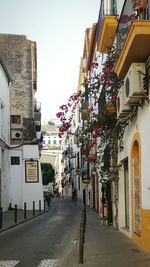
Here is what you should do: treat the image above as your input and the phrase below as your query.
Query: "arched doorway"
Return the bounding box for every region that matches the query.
[131,140,141,236]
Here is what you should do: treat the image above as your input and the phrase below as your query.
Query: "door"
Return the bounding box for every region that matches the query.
[124,160,129,228]
[132,141,141,236]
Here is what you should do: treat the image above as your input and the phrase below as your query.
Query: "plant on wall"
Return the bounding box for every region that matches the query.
[56,46,126,150]
[56,92,81,138]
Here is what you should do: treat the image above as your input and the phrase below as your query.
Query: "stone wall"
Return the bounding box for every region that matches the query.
[0,34,35,118]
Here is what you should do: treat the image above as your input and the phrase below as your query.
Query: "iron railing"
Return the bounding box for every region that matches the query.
[96,0,118,42]
[98,87,106,115]
[116,0,150,59]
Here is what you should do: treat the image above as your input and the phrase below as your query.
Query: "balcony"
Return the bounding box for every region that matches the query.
[115,0,150,78]
[64,163,74,175]
[96,0,118,54]
[63,147,73,158]
[34,100,41,131]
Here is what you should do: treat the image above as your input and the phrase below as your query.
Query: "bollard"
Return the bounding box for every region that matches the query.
[44,199,46,211]
[79,209,86,264]
[82,207,86,228]
[83,189,86,206]
[0,207,3,229]
[33,201,35,216]
[24,202,27,220]
[14,204,17,224]
[79,222,84,264]
[39,200,41,213]
[81,211,86,243]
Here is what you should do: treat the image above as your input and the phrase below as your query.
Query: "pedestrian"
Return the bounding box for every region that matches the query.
[45,193,51,207]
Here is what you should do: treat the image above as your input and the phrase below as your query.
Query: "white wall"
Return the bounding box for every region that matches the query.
[117,0,125,15]
[54,153,62,194]
[10,145,44,210]
[118,102,150,235]
[23,145,44,210]
[0,62,10,211]
[43,134,61,146]
[10,149,23,209]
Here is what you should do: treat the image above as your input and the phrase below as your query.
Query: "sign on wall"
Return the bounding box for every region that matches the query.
[25,160,39,183]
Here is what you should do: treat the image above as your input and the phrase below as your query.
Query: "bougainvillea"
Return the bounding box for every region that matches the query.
[56,92,81,137]
[56,46,123,142]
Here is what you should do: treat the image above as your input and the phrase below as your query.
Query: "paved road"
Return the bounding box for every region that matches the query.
[0,199,81,267]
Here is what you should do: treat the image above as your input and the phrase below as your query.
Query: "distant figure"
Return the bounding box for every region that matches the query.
[72,189,77,203]
[45,193,51,207]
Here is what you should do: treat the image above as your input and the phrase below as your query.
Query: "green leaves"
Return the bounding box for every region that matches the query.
[41,163,55,185]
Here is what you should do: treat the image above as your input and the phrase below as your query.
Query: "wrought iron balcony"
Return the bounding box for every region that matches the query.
[64,163,74,174]
[98,87,106,115]
[34,100,41,112]
[116,0,150,57]
[34,100,41,130]
[115,0,150,78]
[96,0,118,53]
[62,146,73,158]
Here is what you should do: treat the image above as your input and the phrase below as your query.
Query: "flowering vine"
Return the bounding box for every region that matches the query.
[56,46,124,143]
[56,92,81,138]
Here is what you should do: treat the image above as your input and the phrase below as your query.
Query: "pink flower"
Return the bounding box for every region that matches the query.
[111,95,117,101]
[56,112,64,118]
[59,104,68,111]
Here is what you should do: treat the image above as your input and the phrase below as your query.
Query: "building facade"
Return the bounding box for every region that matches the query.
[0,58,11,211]
[0,34,43,210]
[59,0,150,254]
[41,124,62,149]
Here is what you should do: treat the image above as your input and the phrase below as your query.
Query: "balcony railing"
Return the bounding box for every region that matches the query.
[64,163,74,174]
[98,87,106,115]
[96,0,118,42]
[34,100,41,112]
[116,0,150,60]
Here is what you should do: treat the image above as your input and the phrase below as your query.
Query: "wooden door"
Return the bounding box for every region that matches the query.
[133,156,141,236]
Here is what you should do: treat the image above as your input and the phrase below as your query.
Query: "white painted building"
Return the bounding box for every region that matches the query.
[10,145,44,210]
[54,153,63,196]
[0,58,11,211]
[41,124,62,148]
[0,35,44,211]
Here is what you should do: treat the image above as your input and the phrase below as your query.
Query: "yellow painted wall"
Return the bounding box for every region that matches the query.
[132,209,150,253]
[131,133,150,253]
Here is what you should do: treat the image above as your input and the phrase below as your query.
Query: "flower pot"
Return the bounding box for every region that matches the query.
[133,0,147,11]
[87,154,97,162]
[81,109,89,120]
[104,103,116,114]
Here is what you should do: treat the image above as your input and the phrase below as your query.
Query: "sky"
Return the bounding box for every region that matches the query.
[0,0,100,123]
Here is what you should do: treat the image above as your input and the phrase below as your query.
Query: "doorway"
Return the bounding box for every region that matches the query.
[124,159,129,228]
[132,140,141,236]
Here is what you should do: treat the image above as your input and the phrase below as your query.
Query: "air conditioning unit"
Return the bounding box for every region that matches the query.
[124,63,146,105]
[11,130,22,139]
[116,85,131,119]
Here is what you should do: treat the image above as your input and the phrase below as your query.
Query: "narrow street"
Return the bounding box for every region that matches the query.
[0,199,81,267]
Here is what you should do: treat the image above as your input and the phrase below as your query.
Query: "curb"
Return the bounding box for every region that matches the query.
[0,206,51,234]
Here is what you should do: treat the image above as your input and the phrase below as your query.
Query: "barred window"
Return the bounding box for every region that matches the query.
[11,157,20,165]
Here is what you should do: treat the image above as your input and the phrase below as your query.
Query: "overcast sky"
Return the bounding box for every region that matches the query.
[0,0,100,123]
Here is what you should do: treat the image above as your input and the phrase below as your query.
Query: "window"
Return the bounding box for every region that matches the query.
[11,157,20,165]
[53,140,56,145]
[48,140,51,144]
[11,115,21,124]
